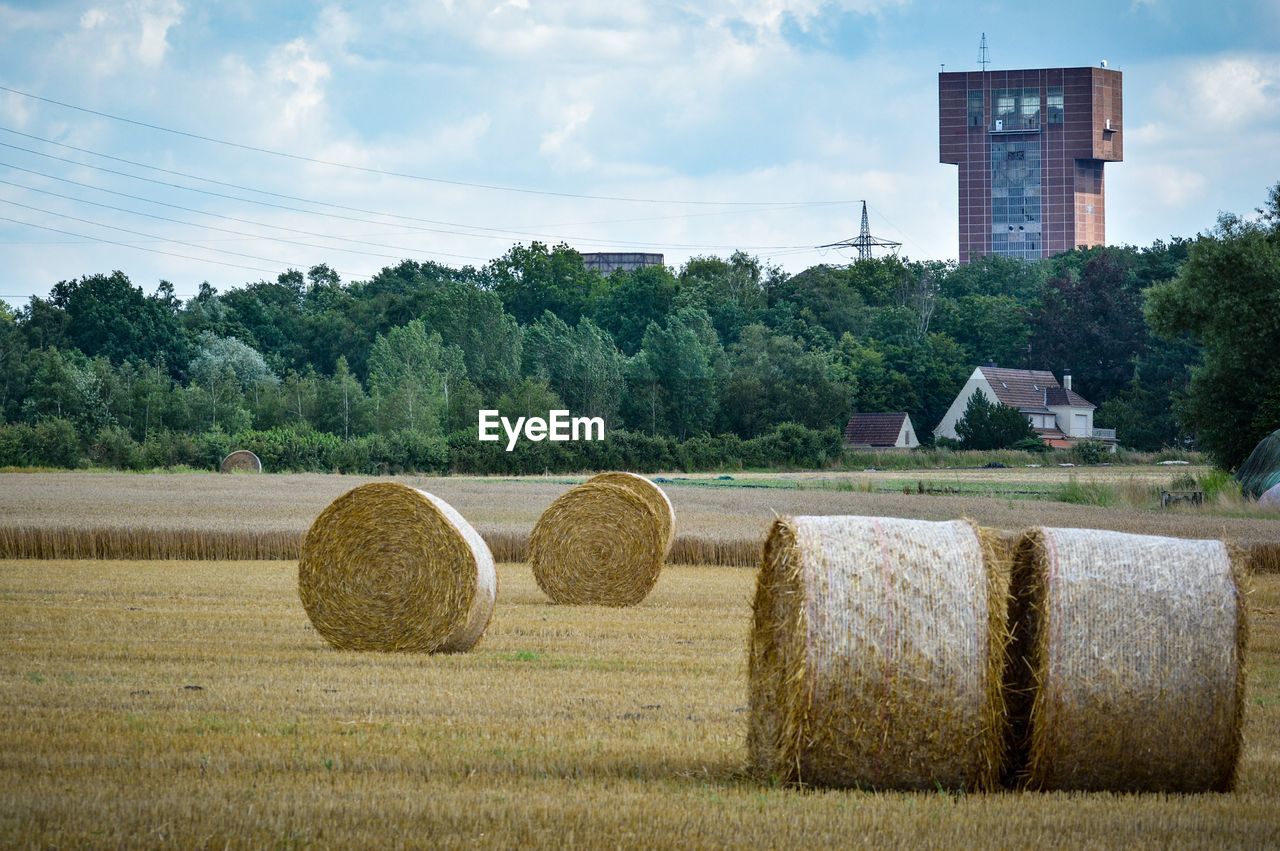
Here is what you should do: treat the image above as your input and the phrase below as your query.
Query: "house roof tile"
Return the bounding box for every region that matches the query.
[844,412,909,447]
[979,366,1095,410]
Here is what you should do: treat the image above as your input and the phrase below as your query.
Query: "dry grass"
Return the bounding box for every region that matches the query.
[3,471,1280,551]
[2,559,1279,847]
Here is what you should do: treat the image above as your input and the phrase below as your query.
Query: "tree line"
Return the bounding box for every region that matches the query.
[1,182,1276,472]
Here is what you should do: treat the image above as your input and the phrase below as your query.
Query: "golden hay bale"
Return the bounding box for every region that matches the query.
[298,482,496,652]
[747,515,1011,790]
[529,481,665,606]
[1013,527,1248,792]
[585,471,676,554]
[219,449,262,473]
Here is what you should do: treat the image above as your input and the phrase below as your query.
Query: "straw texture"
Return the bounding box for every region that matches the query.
[529,480,665,606]
[1016,527,1248,792]
[747,515,1011,790]
[586,472,676,555]
[298,482,496,653]
[219,449,262,473]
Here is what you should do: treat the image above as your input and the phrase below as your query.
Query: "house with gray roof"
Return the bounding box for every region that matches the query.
[933,365,1117,449]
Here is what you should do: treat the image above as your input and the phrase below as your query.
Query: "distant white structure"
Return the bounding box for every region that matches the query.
[934,365,1116,450]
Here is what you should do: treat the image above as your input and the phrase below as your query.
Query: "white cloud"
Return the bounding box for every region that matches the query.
[1126,164,1208,208]
[539,101,594,159]
[73,0,182,72]
[1186,56,1279,126]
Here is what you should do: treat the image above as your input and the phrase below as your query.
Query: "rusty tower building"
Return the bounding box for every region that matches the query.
[939,65,1123,263]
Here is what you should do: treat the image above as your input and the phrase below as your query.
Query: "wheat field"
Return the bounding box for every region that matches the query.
[2,558,1279,847]
[2,470,1278,553]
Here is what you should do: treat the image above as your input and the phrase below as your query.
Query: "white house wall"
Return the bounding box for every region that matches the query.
[934,369,997,440]
[1048,405,1093,437]
[898,416,920,448]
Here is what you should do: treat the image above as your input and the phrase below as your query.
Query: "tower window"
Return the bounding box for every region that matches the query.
[967,90,984,127]
[1048,87,1064,124]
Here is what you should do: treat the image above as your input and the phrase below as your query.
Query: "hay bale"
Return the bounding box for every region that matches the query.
[529,480,664,606]
[747,515,1011,790]
[220,449,262,473]
[1014,527,1247,792]
[298,482,496,652]
[586,471,676,554]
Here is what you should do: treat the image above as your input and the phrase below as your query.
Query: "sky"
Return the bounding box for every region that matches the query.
[0,0,1278,305]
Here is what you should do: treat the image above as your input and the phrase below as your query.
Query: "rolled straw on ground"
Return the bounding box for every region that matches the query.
[530,480,665,606]
[1012,527,1247,792]
[219,449,262,473]
[585,471,676,555]
[747,515,1011,790]
[298,482,496,653]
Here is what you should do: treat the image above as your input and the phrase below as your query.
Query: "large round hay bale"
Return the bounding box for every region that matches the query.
[1014,527,1247,792]
[529,481,664,606]
[586,471,675,554]
[220,449,262,473]
[298,482,496,653]
[747,515,1011,790]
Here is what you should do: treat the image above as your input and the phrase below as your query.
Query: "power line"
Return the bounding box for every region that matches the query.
[0,214,289,275]
[0,195,311,268]
[0,169,489,263]
[0,126,847,231]
[0,84,857,207]
[0,140,818,251]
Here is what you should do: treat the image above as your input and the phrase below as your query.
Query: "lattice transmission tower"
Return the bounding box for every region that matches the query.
[817,200,902,262]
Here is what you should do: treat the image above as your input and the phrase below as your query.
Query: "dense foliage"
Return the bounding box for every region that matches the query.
[954,391,1037,450]
[1,186,1276,472]
[1146,185,1280,469]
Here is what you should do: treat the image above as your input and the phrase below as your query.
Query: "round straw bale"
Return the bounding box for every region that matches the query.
[219,449,262,473]
[586,471,675,554]
[298,482,496,652]
[530,481,664,606]
[1014,527,1248,792]
[747,515,1011,790]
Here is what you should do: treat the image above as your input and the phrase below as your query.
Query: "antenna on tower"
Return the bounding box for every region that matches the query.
[978,32,991,71]
[817,200,903,263]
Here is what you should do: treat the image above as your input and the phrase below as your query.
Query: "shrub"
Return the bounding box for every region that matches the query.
[89,426,144,470]
[0,418,83,468]
[1070,439,1110,466]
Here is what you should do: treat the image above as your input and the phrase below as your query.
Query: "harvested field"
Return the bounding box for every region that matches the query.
[2,558,1279,847]
[2,471,1278,561]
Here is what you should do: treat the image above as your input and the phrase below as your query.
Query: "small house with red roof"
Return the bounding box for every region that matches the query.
[933,365,1117,450]
[843,412,919,450]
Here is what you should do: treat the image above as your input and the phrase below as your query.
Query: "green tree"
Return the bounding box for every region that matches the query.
[1146,183,1280,467]
[486,242,599,325]
[1029,248,1147,404]
[313,356,370,440]
[46,272,189,370]
[523,312,626,425]
[625,308,721,439]
[720,324,850,437]
[593,264,679,354]
[954,390,1036,450]
[367,320,464,435]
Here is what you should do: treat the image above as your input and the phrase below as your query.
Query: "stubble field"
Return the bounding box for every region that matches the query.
[2,560,1279,847]
[2,469,1279,846]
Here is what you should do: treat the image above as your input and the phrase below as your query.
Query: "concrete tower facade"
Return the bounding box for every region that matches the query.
[939,66,1123,263]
